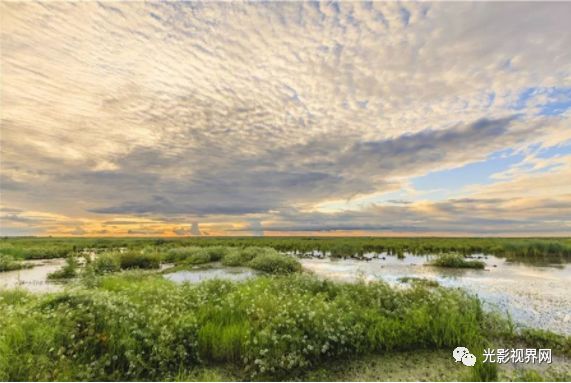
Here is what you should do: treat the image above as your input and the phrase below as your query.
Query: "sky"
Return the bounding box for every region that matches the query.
[1,1,570,237]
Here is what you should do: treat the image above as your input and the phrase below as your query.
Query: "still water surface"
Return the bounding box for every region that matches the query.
[300,254,571,335]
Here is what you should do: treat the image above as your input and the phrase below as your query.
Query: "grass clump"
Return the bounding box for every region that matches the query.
[0,254,30,272]
[221,246,273,266]
[89,251,160,275]
[220,249,247,267]
[398,276,440,287]
[517,328,571,357]
[248,252,301,274]
[0,273,487,381]
[165,246,229,265]
[218,247,302,274]
[14,246,73,260]
[429,253,485,269]
[47,255,79,280]
[91,252,121,274]
[118,251,161,270]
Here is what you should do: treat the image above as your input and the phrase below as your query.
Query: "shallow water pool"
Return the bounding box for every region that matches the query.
[0,258,67,293]
[300,254,571,335]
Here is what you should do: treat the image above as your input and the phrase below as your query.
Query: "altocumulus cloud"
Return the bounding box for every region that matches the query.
[1,1,570,236]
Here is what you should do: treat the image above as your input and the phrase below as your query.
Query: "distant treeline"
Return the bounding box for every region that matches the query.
[2,236,571,261]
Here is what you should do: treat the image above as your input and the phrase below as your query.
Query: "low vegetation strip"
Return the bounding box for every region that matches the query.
[20,247,302,285]
[0,273,491,381]
[0,254,31,272]
[166,246,302,274]
[2,237,571,261]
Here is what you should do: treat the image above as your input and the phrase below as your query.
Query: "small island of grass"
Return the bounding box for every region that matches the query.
[0,254,32,272]
[428,253,486,269]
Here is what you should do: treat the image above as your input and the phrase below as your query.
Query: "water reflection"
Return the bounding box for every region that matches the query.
[0,258,66,293]
[300,254,571,335]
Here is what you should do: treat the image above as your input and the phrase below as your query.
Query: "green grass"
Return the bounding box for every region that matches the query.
[165,247,210,263]
[221,247,270,266]
[91,252,121,274]
[165,246,302,275]
[118,251,161,270]
[1,269,570,381]
[0,242,73,260]
[515,328,571,357]
[0,272,489,381]
[247,252,302,274]
[47,255,79,280]
[398,276,440,287]
[0,254,31,272]
[3,237,571,261]
[88,251,160,275]
[165,246,232,265]
[429,254,486,269]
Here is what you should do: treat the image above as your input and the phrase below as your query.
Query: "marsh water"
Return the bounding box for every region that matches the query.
[2,252,569,335]
[299,254,571,335]
[0,258,67,293]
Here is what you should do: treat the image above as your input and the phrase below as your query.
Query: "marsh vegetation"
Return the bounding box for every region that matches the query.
[0,271,560,381]
[2,237,571,262]
[429,253,486,269]
[0,254,31,272]
[0,237,570,381]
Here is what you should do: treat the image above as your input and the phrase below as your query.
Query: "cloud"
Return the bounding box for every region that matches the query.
[262,195,571,235]
[1,2,570,236]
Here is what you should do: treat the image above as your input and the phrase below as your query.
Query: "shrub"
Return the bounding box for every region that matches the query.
[221,247,277,267]
[329,243,357,258]
[0,254,30,272]
[21,247,72,259]
[119,251,161,270]
[248,253,302,274]
[429,254,485,269]
[182,249,212,265]
[220,249,244,266]
[47,255,79,280]
[204,246,231,262]
[92,253,121,274]
[165,247,219,265]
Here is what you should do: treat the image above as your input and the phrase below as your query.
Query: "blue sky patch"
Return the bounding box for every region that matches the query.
[535,142,571,159]
[512,87,571,116]
[412,149,524,192]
